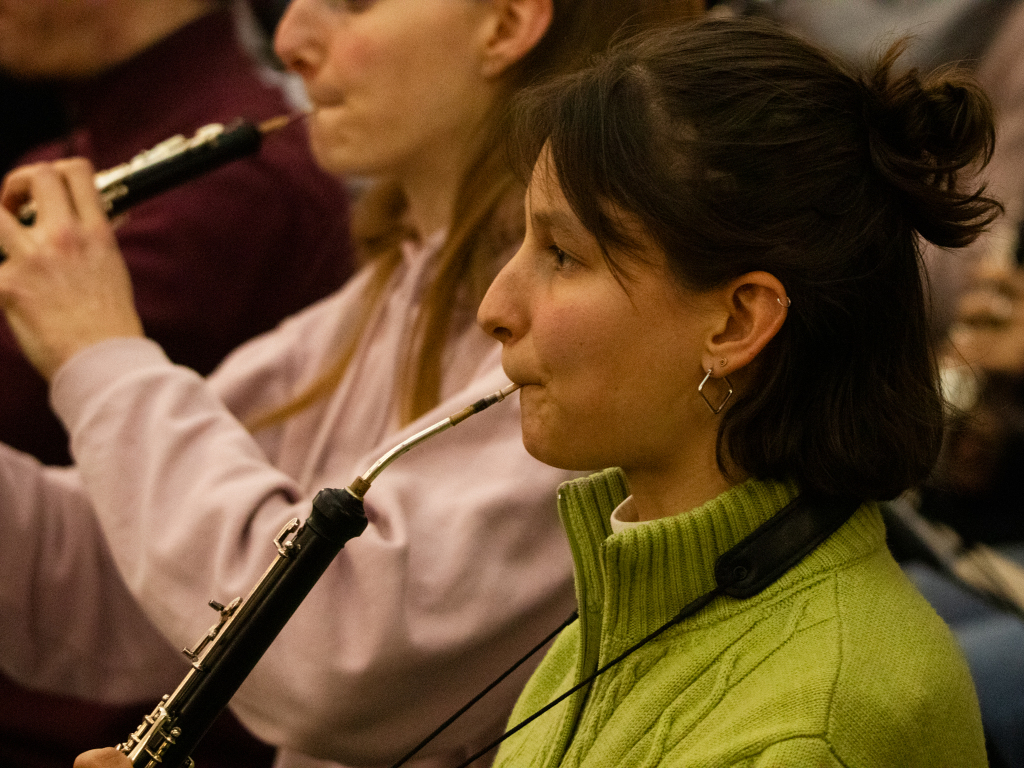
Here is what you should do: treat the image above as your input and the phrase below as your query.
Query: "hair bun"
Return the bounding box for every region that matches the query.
[863,41,999,248]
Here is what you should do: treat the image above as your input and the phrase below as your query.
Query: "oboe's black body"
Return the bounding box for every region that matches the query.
[98,355,514,766]
[15,119,264,228]
[87,120,263,223]
[2,117,286,264]
[121,487,367,768]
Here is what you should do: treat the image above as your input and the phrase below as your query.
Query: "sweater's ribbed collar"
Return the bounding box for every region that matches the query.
[557,469,882,662]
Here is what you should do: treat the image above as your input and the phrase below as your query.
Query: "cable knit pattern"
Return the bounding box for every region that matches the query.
[494,470,987,767]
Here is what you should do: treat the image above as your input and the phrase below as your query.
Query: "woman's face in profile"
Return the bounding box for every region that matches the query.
[478,150,719,476]
[273,0,502,180]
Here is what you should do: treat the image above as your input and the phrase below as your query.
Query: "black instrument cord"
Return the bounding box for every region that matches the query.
[389,492,860,768]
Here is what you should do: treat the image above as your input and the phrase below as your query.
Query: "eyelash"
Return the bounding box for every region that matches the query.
[548,244,574,271]
[326,0,374,11]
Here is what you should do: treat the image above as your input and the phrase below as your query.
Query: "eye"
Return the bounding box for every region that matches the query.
[548,244,577,272]
[325,0,375,11]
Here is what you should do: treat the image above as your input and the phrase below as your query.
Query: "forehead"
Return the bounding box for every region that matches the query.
[527,147,669,279]
[525,153,581,230]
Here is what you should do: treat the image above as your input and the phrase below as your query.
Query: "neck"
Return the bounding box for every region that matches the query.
[624,429,739,523]
[398,103,497,242]
[402,167,461,243]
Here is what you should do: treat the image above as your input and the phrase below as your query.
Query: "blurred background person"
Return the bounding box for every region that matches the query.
[908,3,1024,766]
[0,0,353,766]
[928,0,1024,545]
[0,0,354,466]
[769,0,1019,71]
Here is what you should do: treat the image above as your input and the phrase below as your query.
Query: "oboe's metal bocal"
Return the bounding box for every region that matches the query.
[116,383,519,768]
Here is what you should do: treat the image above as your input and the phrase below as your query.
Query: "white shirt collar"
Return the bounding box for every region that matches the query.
[610,495,644,534]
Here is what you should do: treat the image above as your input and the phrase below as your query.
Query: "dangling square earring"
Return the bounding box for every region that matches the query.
[699,369,733,414]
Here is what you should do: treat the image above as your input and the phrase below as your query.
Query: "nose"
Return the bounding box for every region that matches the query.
[274,0,326,80]
[478,249,526,344]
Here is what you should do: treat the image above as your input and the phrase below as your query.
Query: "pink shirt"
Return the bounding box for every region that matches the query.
[0,234,577,768]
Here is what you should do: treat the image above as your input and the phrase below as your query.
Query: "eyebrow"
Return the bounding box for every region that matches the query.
[530,206,575,232]
[527,192,590,242]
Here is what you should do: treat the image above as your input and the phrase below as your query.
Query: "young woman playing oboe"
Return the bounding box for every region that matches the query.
[478,15,998,766]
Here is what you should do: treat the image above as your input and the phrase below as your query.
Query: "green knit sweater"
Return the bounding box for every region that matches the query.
[493,470,987,767]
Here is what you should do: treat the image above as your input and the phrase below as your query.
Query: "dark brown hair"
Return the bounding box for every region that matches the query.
[509,16,1001,500]
[253,0,704,430]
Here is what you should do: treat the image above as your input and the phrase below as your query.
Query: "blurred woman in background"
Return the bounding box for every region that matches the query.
[0,1,702,767]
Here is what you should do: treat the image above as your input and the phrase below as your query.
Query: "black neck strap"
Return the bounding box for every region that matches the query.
[391,491,862,768]
[716,492,862,597]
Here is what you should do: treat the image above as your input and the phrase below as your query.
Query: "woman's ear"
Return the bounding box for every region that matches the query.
[701,271,790,375]
[478,0,553,78]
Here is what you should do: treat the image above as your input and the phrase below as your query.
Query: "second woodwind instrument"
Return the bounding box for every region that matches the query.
[13,114,301,228]
[116,383,520,768]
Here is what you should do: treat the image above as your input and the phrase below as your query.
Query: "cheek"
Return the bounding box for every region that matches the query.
[518,380,623,472]
[379,8,487,121]
[517,307,625,469]
[337,5,457,95]
[0,9,79,75]
[518,386,590,470]
[534,300,629,387]
[331,32,378,82]
[531,305,591,376]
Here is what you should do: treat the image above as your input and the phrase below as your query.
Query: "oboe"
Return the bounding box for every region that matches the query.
[12,113,303,228]
[116,383,520,768]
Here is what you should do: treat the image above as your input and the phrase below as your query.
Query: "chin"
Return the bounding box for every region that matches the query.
[522,433,603,473]
[520,405,603,471]
[305,117,349,170]
[309,138,387,181]
[308,134,350,177]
